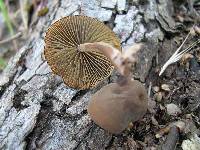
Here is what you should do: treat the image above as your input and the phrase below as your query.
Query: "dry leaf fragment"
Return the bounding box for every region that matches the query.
[153,86,160,93]
[154,92,163,102]
[194,25,200,35]
[161,84,171,91]
[180,53,193,65]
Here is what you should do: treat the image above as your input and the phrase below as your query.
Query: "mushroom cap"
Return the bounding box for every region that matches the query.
[44,15,121,90]
[87,80,148,134]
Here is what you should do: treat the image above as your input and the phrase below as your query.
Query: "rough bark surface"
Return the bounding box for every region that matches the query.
[0,0,176,149]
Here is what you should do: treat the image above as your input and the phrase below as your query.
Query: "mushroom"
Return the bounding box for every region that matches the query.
[44,16,121,90]
[86,42,148,134]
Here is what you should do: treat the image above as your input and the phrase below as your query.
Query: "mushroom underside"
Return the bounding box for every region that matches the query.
[44,15,121,89]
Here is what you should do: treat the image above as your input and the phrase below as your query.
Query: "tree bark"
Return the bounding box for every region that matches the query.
[0,0,177,149]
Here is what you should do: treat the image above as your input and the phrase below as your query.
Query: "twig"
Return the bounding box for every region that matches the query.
[159,31,190,76]
[0,32,22,45]
[148,82,152,97]
[19,0,29,30]
[161,126,179,150]
[159,28,200,76]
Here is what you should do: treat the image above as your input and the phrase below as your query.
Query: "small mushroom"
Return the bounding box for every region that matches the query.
[44,16,121,90]
[87,42,148,134]
[88,79,148,134]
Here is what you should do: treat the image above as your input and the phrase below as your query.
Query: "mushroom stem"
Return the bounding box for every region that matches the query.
[79,42,131,77]
[80,42,143,86]
[116,74,132,86]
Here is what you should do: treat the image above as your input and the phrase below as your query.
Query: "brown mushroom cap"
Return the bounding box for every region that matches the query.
[87,79,148,134]
[44,16,121,90]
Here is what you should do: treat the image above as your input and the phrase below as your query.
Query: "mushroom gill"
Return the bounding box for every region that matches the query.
[44,16,121,90]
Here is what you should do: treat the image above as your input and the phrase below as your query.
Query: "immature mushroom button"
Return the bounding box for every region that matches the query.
[88,80,148,134]
[44,16,121,90]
